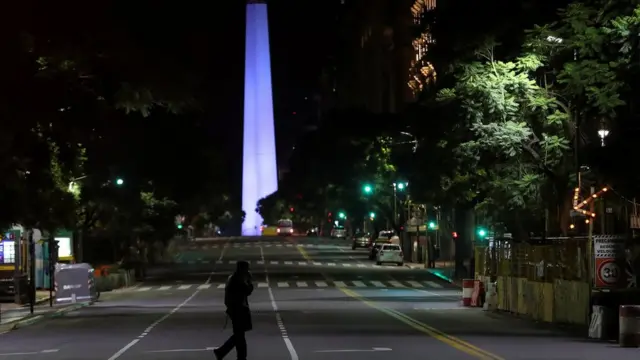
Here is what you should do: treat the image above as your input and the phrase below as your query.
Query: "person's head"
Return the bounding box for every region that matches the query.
[236,260,250,274]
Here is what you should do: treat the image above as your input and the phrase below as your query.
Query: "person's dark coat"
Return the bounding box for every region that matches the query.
[224,272,254,332]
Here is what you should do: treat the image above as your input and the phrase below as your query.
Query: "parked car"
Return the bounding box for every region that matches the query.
[375,243,404,266]
[307,227,319,236]
[377,230,395,240]
[331,226,347,239]
[368,239,391,260]
[351,232,371,249]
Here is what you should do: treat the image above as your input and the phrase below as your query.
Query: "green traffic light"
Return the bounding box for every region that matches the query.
[338,212,346,219]
[428,221,436,229]
[177,224,183,229]
[477,228,487,238]
[363,184,372,194]
[116,178,124,186]
[369,212,375,218]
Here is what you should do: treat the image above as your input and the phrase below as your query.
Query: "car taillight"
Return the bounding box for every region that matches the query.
[277,228,280,233]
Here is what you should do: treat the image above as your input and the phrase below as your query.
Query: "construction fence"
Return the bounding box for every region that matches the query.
[475,237,591,325]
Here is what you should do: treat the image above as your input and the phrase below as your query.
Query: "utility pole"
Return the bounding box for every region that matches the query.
[28,230,35,314]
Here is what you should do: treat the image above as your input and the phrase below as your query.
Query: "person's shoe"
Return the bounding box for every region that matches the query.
[213,348,223,360]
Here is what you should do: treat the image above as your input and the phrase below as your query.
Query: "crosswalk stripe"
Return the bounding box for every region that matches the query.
[257,261,265,265]
[198,284,211,290]
[298,261,307,265]
[425,281,442,288]
[342,264,352,267]
[178,285,192,290]
[352,281,366,287]
[315,281,328,287]
[408,281,423,288]
[258,282,268,288]
[389,281,404,287]
[371,281,385,287]
[270,261,278,265]
[312,262,322,266]
[328,263,336,266]
[284,261,293,265]
[217,284,226,289]
[277,282,289,288]
[229,260,236,264]
[296,282,308,287]
[334,281,347,288]
[356,264,366,268]
[159,286,171,290]
[138,287,152,292]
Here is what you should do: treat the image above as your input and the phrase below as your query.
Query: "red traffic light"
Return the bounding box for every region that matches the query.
[452,231,458,238]
[328,212,332,217]
[290,207,294,212]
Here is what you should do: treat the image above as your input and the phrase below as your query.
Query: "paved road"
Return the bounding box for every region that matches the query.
[0,236,634,359]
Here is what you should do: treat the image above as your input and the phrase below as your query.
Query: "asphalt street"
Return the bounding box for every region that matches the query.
[0,236,636,359]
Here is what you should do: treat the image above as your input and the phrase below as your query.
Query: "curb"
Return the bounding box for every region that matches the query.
[0,302,90,334]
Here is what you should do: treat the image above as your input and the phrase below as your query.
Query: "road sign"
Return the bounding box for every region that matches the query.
[596,259,622,287]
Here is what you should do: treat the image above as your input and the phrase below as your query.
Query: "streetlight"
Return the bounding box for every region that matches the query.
[392,182,408,223]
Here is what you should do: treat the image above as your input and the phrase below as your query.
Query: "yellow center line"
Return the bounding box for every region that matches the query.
[296,244,312,262]
[340,288,505,360]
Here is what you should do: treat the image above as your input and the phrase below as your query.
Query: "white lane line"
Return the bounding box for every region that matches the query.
[217,284,226,289]
[107,243,228,360]
[260,246,299,360]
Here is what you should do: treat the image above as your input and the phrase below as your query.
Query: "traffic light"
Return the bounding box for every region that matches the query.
[290,207,294,212]
[115,177,124,186]
[476,227,487,239]
[338,212,346,219]
[369,212,375,219]
[177,224,183,229]
[428,221,437,230]
[395,182,408,190]
[362,184,373,194]
[452,231,458,238]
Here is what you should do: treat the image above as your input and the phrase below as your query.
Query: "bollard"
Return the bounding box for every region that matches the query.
[462,279,474,307]
[619,305,640,347]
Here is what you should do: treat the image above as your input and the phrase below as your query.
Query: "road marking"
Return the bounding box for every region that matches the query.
[408,281,423,288]
[197,284,211,290]
[257,261,265,265]
[334,281,347,288]
[298,262,307,266]
[258,282,269,288]
[284,261,293,265]
[270,261,279,265]
[371,281,385,287]
[107,243,228,360]
[389,281,404,288]
[217,284,226,289]
[229,260,236,264]
[260,246,299,360]
[177,285,191,290]
[340,288,504,360]
[277,282,289,288]
[137,287,152,292]
[312,262,322,266]
[352,281,366,287]
[315,281,328,287]
[328,263,336,266]
[342,264,352,267]
[296,282,308,287]
[425,281,442,288]
[356,264,366,268]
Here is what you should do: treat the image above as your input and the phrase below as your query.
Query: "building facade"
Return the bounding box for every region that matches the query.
[315,0,436,116]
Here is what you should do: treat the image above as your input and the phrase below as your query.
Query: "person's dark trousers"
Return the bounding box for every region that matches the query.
[215,312,249,360]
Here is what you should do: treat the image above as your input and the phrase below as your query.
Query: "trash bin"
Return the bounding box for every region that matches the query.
[13,274,29,305]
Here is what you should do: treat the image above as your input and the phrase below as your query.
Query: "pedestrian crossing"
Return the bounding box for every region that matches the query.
[180,243,344,250]
[128,279,448,292]
[173,259,404,269]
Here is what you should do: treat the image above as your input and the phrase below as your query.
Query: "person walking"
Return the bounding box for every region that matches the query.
[214,260,254,360]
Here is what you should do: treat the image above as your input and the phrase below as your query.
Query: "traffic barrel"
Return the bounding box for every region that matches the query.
[462,279,474,307]
[619,305,640,347]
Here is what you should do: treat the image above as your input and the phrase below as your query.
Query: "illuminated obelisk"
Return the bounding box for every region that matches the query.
[242,0,278,236]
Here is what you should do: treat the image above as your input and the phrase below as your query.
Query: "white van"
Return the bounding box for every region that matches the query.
[277,219,294,236]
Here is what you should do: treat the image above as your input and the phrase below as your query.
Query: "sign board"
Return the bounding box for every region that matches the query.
[630,215,640,229]
[593,235,628,288]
